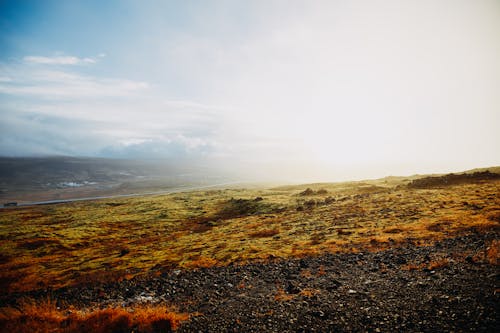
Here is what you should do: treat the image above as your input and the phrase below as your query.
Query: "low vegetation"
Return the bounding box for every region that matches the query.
[407,170,500,188]
[0,299,189,333]
[1,173,498,294]
[0,171,499,330]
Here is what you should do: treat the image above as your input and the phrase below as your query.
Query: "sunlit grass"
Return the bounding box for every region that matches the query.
[1,179,498,293]
[0,298,190,333]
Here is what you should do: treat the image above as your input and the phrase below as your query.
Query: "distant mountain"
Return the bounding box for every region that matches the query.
[0,156,233,202]
[0,156,143,186]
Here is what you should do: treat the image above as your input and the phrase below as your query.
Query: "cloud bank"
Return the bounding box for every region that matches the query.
[0,55,222,164]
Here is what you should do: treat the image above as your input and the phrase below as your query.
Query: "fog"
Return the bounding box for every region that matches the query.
[1,0,499,182]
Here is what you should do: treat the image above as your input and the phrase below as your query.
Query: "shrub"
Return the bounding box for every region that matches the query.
[337,229,353,236]
[304,200,316,208]
[249,229,280,238]
[384,227,403,234]
[299,188,328,196]
[216,198,277,219]
[299,188,315,196]
[324,196,335,204]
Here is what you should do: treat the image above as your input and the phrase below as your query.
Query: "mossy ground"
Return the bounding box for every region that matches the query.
[1,178,498,293]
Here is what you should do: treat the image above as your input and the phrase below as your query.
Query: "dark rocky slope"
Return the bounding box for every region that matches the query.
[6,230,497,332]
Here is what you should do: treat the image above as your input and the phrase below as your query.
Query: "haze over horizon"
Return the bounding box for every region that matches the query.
[1,0,499,182]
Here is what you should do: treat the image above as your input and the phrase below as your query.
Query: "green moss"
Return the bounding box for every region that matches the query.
[1,180,499,293]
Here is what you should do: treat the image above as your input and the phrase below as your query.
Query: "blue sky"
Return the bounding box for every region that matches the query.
[1,0,499,181]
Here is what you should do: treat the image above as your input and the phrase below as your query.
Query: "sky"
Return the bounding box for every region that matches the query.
[0,0,499,181]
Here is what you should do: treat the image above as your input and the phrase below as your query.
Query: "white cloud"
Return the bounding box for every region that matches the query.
[0,66,149,99]
[23,55,98,65]
[0,55,226,161]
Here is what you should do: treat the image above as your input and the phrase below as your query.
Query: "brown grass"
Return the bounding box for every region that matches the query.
[402,258,450,271]
[182,257,218,269]
[486,240,499,265]
[0,299,190,333]
[299,269,313,278]
[299,288,320,297]
[1,178,498,294]
[427,258,449,270]
[384,227,403,234]
[401,263,424,271]
[273,288,294,302]
[249,228,280,238]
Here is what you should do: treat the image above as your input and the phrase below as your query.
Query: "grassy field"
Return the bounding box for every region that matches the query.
[1,173,499,294]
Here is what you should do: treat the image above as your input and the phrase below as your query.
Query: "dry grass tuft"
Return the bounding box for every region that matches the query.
[384,227,404,234]
[427,258,449,270]
[299,188,328,196]
[0,299,190,333]
[337,229,353,236]
[273,288,294,302]
[299,269,313,278]
[486,240,499,265]
[299,288,320,297]
[249,228,280,238]
[183,257,218,269]
[426,223,444,232]
[402,258,450,271]
[401,263,424,271]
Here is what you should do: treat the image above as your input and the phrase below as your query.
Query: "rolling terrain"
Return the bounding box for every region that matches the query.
[0,168,499,332]
[0,157,235,204]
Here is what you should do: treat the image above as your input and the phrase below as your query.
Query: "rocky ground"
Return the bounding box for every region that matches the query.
[4,230,498,332]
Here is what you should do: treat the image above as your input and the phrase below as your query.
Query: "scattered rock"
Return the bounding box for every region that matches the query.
[3,231,498,332]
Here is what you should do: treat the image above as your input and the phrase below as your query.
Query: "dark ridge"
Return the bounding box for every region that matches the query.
[407,171,500,189]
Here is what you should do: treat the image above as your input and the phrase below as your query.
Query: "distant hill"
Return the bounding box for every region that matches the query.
[461,166,500,174]
[407,170,500,189]
[0,156,232,202]
[271,166,500,191]
[1,157,498,203]
[0,156,146,186]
